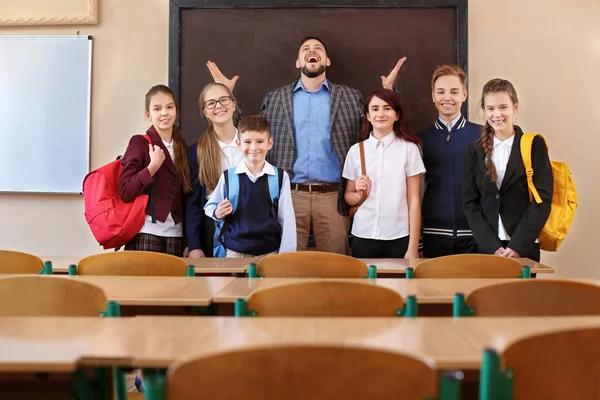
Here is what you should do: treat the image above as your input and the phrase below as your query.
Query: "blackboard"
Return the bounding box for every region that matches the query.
[170,0,468,145]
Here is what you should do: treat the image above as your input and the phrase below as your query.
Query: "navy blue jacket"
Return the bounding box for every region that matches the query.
[184,142,208,252]
[417,115,481,239]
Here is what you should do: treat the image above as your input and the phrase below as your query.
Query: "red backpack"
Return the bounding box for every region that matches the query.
[82,135,151,249]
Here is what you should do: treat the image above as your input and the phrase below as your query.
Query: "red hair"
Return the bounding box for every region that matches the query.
[360,89,421,145]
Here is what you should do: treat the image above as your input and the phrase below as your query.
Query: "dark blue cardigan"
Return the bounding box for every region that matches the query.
[184,142,208,252]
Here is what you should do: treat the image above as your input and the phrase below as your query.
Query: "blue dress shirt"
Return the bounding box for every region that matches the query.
[291,79,341,183]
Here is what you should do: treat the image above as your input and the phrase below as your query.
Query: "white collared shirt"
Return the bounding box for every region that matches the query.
[206,131,244,199]
[204,160,297,254]
[140,139,182,237]
[491,134,515,241]
[438,114,462,132]
[342,132,426,240]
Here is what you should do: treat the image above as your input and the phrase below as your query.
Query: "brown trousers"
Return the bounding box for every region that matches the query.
[291,191,350,255]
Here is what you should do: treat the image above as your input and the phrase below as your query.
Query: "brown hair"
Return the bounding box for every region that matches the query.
[431,64,467,90]
[144,85,191,193]
[477,78,519,182]
[238,115,271,139]
[196,83,236,191]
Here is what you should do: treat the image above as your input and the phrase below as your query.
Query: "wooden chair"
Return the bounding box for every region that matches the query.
[0,275,107,316]
[0,250,44,274]
[456,279,600,317]
[77,251,188,276]
[237,280,413,317]
[255,251,369,278]
[480,327,600,399]
[165,345,462,400]
[414,254,523,278]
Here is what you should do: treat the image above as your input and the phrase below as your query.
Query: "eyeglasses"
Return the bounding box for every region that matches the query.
[202,96,233,110]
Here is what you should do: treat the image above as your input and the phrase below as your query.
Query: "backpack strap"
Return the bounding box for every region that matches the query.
[214,168,241,257]
[142,134,157,223]
[520,132,547,204]
[267,167,283,214]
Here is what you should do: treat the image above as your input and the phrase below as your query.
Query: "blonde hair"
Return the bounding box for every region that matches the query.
[196,83,236,191]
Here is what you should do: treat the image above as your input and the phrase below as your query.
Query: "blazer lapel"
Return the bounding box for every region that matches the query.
[499,128,523,191]
[146,126,177,175]
[329,83,342,128]
[475,145,498,191]
[282,83,295,138]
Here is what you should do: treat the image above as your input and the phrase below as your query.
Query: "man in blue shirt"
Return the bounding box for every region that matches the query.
[208,36,405,254]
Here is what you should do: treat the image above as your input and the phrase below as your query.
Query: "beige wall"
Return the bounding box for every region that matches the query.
[0,0,597,277]
[0,0,169,257]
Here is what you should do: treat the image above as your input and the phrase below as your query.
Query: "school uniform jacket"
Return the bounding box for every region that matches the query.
[418,115,481,239]
[260,80,364,215]
[462,126,553,257]
[119,126,184,224]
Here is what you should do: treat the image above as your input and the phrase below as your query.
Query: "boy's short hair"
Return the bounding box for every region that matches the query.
[431,64,467,90]
[238,115,271,138]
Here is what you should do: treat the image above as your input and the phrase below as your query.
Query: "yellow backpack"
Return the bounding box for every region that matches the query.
[520,133,578,251]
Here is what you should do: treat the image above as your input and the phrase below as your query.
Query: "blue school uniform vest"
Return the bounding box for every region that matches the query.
[222,174,282,255]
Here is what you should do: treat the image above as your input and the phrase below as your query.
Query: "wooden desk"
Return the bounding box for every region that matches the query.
[0,317,127,372]
[0,275,235,307]
[213,278,596,305]
[83,316,600,370]
[3,316,600,372]
[42,256,553,276]
[366,258,554,275]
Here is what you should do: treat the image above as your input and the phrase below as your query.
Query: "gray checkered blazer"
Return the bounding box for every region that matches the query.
[260,80,364,215]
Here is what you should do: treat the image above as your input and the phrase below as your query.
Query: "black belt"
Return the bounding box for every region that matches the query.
[292,183,340,193]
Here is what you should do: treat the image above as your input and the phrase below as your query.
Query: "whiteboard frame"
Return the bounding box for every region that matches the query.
[0,35,92,195]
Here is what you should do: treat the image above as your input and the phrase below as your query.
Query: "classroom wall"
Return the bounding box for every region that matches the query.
[0,0,597,278]
[0,0,169,257]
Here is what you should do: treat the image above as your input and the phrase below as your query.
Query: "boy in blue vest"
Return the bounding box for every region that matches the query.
[417,65,481,258]
[204,115,297,257]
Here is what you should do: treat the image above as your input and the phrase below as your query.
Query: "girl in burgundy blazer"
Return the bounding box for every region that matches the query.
[119,85,191,256]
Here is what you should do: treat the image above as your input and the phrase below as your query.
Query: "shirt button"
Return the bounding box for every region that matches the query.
[169,194,175,199]
[171,180,176,185]
[495,194,500,200]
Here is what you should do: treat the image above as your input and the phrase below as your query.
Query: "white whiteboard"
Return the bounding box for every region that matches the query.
[0,36,91,194]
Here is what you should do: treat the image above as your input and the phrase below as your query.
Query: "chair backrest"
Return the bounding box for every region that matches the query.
[496,327,600,399]
[467,280,600,316]
[0,276,107,316]
[414,254,523,278]
[0,250,44,274]
[256,251,368,278]
[167,345,442,400]
[246,280,405,316]
[77,251,187,276]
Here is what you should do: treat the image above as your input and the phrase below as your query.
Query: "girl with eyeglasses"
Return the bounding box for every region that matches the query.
[184,83,243,258]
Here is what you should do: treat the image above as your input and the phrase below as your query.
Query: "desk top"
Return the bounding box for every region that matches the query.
[41,256,554,275]
[213,278,597,304]
[2,316,600,372]
[0,275,235,307]
[0,317,126,372]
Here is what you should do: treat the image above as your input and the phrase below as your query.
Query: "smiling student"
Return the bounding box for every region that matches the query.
[463,78,553,261]
[119,85,191,256]
[185,83,243,258]
[417,65,481,258]
[343,89,425,258]
[204,115,296,257]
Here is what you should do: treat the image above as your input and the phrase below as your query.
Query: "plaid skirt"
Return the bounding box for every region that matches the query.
[124,233,183,257]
